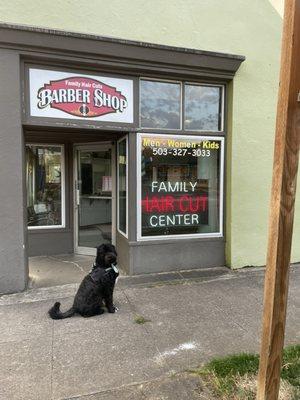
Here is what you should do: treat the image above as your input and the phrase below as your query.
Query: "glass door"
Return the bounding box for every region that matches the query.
[74,144,115,255]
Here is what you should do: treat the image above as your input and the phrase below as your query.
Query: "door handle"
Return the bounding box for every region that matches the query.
[76,189,80,206]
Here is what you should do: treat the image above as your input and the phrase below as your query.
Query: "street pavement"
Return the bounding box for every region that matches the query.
[0,265,299,400]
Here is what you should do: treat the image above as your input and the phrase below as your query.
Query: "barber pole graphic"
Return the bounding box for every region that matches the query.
[37,76,128,118]
[79,104,90,116]
[29,69,134,123]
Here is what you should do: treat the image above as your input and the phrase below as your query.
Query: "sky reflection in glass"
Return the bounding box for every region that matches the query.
[184,85,222,131]
[140,80,181,129]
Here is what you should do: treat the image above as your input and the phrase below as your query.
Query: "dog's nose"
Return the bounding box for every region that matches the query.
[107,253,116,262]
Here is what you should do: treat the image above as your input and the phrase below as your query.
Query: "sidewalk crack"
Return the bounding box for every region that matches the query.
[47,256,85,273]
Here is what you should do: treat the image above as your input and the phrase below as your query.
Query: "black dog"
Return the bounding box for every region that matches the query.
[48,244,119,319]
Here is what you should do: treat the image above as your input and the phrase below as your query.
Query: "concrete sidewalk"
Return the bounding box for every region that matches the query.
[0,266,299,400]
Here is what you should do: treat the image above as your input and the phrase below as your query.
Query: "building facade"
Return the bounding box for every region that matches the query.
[0,0,299,295]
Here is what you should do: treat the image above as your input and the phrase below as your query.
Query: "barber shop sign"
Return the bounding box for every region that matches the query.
[29,68,134,123]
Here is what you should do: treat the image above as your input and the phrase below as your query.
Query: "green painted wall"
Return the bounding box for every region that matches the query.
[0,0,299,267]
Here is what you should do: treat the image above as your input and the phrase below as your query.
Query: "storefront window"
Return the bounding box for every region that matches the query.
[184,84,223,131]
[140,80,181,129]
[138,134,223,238]
[118,137,128,236]
[26,145,64,228]
[140,79,224,133]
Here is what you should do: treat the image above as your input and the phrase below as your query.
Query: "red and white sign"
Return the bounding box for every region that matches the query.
[29,69,134,123]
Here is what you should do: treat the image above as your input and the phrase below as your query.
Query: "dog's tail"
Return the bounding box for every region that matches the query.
[48,302,75,320]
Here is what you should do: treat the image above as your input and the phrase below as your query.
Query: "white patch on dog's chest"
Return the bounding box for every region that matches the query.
[112,264,119,273]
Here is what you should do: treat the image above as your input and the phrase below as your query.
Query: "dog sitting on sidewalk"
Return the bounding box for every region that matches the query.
[48,244,119,319]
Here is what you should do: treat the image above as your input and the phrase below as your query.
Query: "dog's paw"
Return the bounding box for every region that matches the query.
[108,305,119,313]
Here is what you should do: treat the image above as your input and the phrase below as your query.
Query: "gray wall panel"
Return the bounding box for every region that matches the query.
[0,50,28,294]
[116,232,130,274]
[28,231,73,256]
[130,239,225,274]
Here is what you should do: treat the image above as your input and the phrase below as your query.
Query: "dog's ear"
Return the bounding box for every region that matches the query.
[96,244,106,263]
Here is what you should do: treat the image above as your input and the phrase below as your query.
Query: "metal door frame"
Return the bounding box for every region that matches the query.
[73,142,116,255]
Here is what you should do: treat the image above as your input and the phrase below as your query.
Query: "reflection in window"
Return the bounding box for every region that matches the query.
[140,80,181,129]
[140,135,222,237]
[78,150,112,246]
[184,84,222,131]
[26,145,63,227]
[79,151,112,196]
[118,138,127,235]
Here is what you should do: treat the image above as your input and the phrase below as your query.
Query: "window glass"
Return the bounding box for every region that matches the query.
[139,134,222,237]
[79,150,112,196]
[78,149,112,246]
[26,145,63,227]
[140,80,181,129]
[118,138,127,235]
[184,84,222,131]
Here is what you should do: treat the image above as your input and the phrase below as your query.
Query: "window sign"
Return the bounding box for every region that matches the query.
[140,80,181,129]
[29,68,134,123]
[138,134,224,239]
[184,84,223,131]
